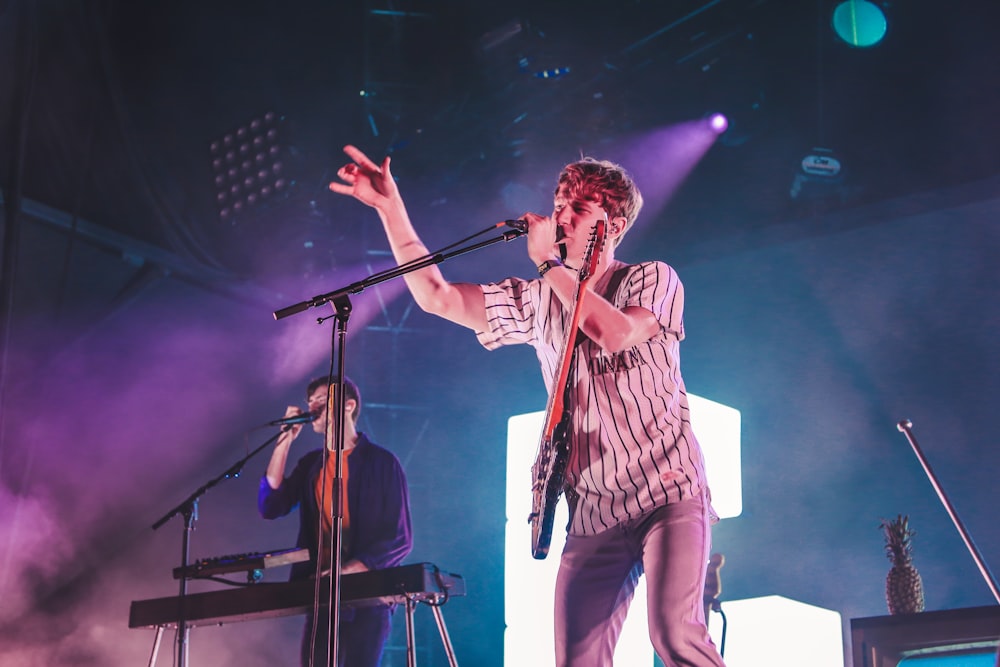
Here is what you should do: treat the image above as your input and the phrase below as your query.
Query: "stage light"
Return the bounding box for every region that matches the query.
[209,111,288,223]
[708,113,729,134]
[832,0,887,48]
[533,66,571,79]
[706,90,767,148]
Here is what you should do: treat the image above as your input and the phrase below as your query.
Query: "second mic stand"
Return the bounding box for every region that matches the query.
[149,427,291,667]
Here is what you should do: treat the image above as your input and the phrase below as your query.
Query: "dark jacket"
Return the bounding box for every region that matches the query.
[258,432,412,581]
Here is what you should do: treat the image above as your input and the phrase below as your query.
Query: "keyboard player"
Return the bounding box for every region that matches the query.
[259,374,413,667]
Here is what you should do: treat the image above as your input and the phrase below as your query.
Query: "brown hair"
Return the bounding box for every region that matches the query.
[306,375,361,423]
[556,158,644,242]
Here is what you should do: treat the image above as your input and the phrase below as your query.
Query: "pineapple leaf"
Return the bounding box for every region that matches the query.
[879,514,916,565]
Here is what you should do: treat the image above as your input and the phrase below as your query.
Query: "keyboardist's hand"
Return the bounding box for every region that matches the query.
[320,559,369,577]
[341,559,369,575]
[265,406,305,489]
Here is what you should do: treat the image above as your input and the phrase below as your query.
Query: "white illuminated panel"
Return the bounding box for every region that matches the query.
[688,393,743,519]
[707,596,843,667]
[505,394,741,666]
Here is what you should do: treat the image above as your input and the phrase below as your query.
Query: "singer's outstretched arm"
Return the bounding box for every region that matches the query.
[329,145,488,332]
[330,145,661,354]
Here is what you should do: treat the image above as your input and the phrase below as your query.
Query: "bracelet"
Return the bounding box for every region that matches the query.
[537,258,563,277]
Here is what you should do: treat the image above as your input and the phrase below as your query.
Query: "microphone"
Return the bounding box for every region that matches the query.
[499,219,527,233]
[268,411,319,427]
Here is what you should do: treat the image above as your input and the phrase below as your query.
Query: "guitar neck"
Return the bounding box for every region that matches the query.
[542,276,594,438]
[540,217,607,440]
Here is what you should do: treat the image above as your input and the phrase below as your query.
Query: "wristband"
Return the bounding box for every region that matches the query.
[537,258,563,277]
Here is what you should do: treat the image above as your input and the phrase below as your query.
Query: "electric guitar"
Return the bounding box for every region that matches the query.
[528,218,606,559]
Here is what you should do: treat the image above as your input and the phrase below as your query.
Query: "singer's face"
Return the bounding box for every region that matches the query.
[306,384,355,435]
[552,191,606,264]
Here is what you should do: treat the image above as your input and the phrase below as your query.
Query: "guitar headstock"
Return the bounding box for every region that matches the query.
[578,217,607,281]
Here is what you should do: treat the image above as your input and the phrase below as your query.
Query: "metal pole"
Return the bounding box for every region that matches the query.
[430,603,460,667]
[147,626,164,667]
[897,419,1000,604]
[405,598,417,667]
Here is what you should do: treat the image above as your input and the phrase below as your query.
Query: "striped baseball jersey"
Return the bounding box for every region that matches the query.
[476,259,713,536]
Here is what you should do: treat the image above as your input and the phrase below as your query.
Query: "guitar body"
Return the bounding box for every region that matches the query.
[529,413,570,559]
[528,219,606,560]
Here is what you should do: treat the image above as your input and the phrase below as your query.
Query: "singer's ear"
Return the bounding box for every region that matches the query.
[608,216,627,236]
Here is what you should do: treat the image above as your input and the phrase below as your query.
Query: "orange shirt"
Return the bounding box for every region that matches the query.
[315,448,353,567]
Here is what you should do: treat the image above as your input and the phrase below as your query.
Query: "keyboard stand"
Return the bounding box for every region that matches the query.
[131,562,465,666]
[146,626,165,667]
[141,594,461,667]
[403,593,459,667]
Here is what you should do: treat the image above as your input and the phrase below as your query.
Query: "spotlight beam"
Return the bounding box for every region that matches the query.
[614,117,726,241]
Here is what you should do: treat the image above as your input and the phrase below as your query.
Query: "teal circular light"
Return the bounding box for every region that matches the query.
[832,0,887,47]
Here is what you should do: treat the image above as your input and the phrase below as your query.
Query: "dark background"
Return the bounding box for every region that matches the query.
[1,1,998,665]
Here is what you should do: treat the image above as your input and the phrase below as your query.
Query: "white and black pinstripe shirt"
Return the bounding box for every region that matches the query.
[476,260,712,536]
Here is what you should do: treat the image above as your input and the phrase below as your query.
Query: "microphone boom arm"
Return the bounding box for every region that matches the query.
[273,226,524,320]
[152,427,288,531]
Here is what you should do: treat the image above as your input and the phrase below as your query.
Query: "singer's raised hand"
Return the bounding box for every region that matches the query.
[277,406,305,442]
[328,145,399,211]
[520,211,561,267]
[266,405,304,489]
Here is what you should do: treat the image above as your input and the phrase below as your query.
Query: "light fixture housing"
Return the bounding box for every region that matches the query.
[790,147,847,200]
[832,0,887,48]
[210,112,289,223]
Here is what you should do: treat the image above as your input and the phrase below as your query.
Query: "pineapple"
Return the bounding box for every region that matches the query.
[880,514,925,614]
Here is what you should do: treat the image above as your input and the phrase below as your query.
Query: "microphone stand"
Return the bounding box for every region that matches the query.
[150,427,293,667]
[314,293,350,667]
[273,224,524,667]
[273,225,524,321]
[896,419,1000,604]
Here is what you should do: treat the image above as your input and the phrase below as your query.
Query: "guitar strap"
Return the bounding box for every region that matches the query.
[561,263,633,509]
[570,262,631,350]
